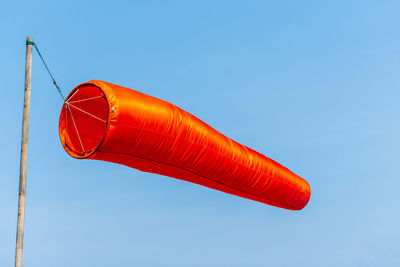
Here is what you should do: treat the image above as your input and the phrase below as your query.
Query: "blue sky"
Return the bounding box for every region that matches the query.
[1,1,400,266]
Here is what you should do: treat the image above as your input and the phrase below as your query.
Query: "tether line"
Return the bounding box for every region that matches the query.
[27,40,65,101]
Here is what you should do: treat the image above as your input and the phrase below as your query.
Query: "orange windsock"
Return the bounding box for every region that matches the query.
[59,80,310,210]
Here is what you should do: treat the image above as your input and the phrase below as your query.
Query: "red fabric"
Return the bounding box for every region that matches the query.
[59,80,311,210]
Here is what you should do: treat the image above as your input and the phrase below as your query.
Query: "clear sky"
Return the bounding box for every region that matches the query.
[1,1,400,266]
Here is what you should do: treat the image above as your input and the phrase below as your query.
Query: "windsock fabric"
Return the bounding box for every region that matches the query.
[59,80,310,210]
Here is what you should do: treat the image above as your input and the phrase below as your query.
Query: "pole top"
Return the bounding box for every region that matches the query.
[26,37,34,46]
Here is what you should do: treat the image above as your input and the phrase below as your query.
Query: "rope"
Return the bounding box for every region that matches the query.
[65,88,80,103]
[67,106,86,154]
[66,103,107,123]
[68,95,103,104]
[27,40,65,101]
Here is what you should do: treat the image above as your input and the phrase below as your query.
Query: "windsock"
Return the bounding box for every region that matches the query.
[59,80,310,210]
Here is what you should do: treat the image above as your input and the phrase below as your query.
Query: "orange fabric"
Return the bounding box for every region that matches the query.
[59,80,311,210]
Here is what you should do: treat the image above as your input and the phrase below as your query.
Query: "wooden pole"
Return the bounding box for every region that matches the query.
[15,36,33,267]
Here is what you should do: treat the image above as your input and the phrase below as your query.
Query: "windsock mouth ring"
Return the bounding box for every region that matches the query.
[59,83,110,159]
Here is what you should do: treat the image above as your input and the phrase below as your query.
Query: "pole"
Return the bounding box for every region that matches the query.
[15,36,33,267]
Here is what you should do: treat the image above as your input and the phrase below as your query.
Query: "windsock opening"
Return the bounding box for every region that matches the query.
[59,83,110,159]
